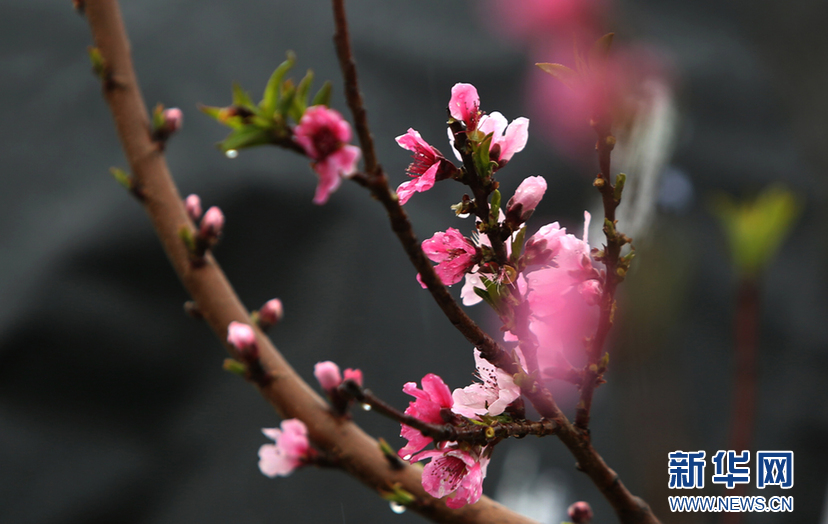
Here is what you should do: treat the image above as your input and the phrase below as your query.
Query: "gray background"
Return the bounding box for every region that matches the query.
[2,0,826,523]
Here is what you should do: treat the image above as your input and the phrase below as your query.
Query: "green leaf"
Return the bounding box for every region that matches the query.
[535,63,579,90]
[490,189,501,219]
[231,82,256,110]
[292,69,315,118]
[614,173,626,201]
[311,80,332,107]
[510,226,527,264]
[109,167,132,190]
[279,79,298,121]
[219,126,271,152]
[589,32,615,67]
[261,51,296,118]
[712,185,801,276]
[198,104,244,130]
[473,132,494,179]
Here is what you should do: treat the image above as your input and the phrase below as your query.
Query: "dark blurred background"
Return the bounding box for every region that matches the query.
[2,0,827,523]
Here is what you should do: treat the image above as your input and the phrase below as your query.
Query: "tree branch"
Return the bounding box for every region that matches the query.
[82,1,540,522]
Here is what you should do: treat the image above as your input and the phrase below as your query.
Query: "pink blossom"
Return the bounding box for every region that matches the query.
[568,501,594,523]
[293,105,362,205]
[395,129,453,205]
[448,83,480,131]
[163,107,183,134]
[258,419,311,477]
[452,349,521,419]
[258,298,284,328]
[200,206,224,238]
[477,111,529,165]
[314,361,364,393]
[418,228,479,288]
[398,373,454,460]
[521,213,603,375]
[184,194,202,222]
[227,321,257,355]
[506,176,547,224]
[413,446,491,508]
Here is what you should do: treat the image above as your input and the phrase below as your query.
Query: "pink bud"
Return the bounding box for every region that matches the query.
[227,321,257,355]
[568,501,593,523]
[314,361,342,392]
[258,298,284,328]
[200,206,224,238]
[185,194,202,222]
[343,368,363,387]
[163,107,183,134]
[507,176,547,224]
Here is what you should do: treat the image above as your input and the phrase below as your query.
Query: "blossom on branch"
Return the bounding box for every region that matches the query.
[449,83,481,132]
[395,128,455,205]
[451,349,521,419]
[258,419,312,477]
[313,360,363,393]
[293,105,361,204]
[227,321,257,358]
[398,373,455,459]
[506,175,547,226]
[412,445,491,509]
[418,228,479,288]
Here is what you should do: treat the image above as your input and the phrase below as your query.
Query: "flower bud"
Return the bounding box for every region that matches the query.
[567,501,593,523]
[227,321,258,358]
[258,299,284,328]
[163,107,183,134]
[200,206,224,239]
[314,361,342,392]
[506,176,546,226]
[343,368,363,387]
[185,194,202,222]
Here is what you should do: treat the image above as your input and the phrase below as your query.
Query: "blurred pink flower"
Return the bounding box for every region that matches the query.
[258,419,311,477]
[399,373,454,460]
[412,445,491,509]
[258,298,284,327]
[418,228,479,288]
[452,349,521,419]
[184,194,202,222]
[293,105,361,204]
[162,107,183,134]
[200,206,224,238]
[227,321,257,355]
[395,128,451,205]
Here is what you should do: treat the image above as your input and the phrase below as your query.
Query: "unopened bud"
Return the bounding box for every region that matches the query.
[227,321,258,358]
[163,108,183,134]
[200,206,224,238]
[257,298,284,328]
[314,361,343,392]
[568,501,593,523]
[343,368,363,387]
[506,176,547,225]
[185,194,202,222]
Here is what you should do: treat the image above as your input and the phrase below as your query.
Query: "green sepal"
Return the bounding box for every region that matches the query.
[231,82,256,111]
[261,51,296,118]
[311,80,332,107]
[535,63,579,90]
[219,126,271,152]
[151,103,166,131]
[178,226,196,253]
[223,358,247,377]
[614,173,626,201]
[87,46,105,78]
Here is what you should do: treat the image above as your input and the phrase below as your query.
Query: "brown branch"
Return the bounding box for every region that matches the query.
[574,120,623,431]
[82,1,539,522]
[327,4,661,522]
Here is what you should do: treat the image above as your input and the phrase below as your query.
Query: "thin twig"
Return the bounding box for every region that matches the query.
[82,2,539,522]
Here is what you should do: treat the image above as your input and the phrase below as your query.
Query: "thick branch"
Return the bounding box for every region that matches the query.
[83,2,538,522]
